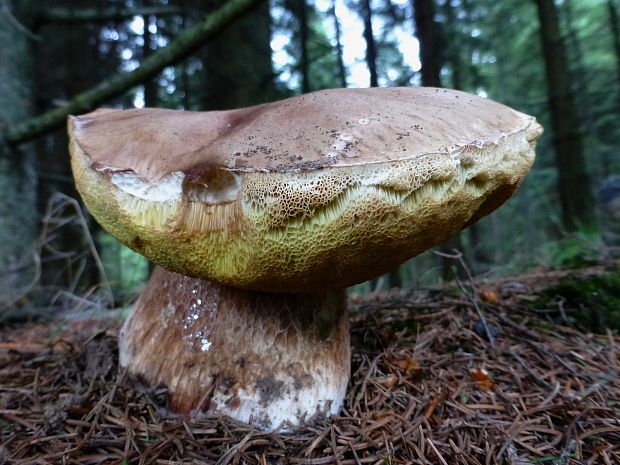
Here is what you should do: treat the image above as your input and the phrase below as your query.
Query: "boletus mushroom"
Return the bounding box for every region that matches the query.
[69,87,542,430]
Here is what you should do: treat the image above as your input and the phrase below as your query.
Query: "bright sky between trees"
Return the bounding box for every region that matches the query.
[271,0,422,88]
[126,0,423,108]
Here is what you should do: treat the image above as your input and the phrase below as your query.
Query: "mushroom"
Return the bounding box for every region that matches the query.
[68,87,542,429]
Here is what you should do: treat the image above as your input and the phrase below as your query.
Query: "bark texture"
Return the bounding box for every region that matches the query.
[330,0,347,88]
[442,0,460,89]
[361,0,378,87]
[201,0,274,110]
[34,0,107,291]
[608,0,620,119]
[414,0,442,87]
[296,0,311,93]
[0,1,38,304]
[535,0,594,230]
[142,4,158,108]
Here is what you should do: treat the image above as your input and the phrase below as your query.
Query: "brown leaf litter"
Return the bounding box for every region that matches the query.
[1,280,619,465]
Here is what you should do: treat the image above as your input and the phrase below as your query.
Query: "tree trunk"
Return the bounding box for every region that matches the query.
[0,1,38,305]
[442,0,461,89]
[298,0,310,93]
[181,63,191,110]
[142,5,158,107]
[461,0,482,88]
[606,0,620,176]
[180,13,192,110]
[201,0,274,109]
[413,0,442,87]
[534,0,594,230]
[360,0,378,87]
[560,0,595,143]
[330,0,347,88]
[284,0,312,93]
[33,0,109,294]
[608,0,620,138]
[387,268,402,289]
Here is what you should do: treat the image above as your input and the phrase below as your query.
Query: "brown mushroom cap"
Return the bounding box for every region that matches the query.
[69,87,542,292]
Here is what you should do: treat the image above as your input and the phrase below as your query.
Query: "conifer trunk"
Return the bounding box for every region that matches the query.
[201,0,274,109]
[534,0,594,230]
[298,0,310,93]
[330,0,347,88]
[142,3,158,107]
[0,1,38,304]
[413,0,441,87]
[361,0,378,87]
[608,0,620,133]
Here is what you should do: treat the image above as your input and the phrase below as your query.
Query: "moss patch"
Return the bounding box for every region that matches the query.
[528,266,620,332]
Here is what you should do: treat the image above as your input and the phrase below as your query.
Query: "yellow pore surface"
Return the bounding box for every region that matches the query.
[71,128,537,293]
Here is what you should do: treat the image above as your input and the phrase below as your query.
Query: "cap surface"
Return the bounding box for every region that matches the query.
[69,87,542,292]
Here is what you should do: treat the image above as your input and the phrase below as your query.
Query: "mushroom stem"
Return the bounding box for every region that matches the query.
[119,267,350,430]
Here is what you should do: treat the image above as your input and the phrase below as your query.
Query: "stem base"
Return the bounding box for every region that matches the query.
[120,268,350,430]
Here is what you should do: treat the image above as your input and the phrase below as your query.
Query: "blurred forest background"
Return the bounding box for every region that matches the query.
[0,0,619,318]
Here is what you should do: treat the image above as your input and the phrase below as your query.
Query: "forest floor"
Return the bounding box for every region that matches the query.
[1,264,619,465]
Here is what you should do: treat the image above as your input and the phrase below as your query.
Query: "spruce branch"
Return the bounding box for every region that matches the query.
[38,6,180,25]
[4,0,264,146]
